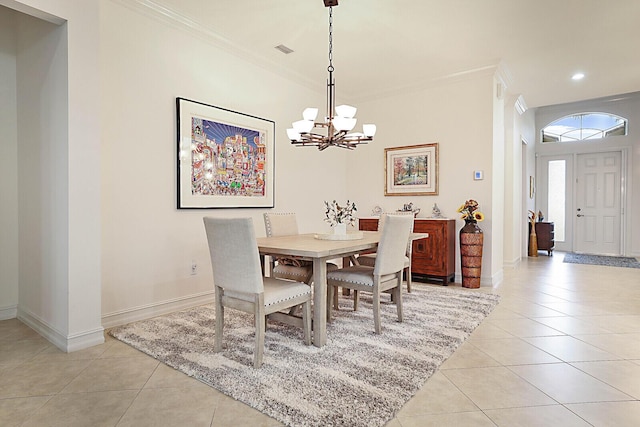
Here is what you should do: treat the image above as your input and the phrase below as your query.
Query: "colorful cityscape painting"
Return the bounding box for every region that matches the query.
[190,117,266,197]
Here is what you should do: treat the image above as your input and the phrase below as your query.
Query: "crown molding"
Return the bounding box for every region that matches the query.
[109,0,323,93]
[109,0,512,104]
[352,63,502,104]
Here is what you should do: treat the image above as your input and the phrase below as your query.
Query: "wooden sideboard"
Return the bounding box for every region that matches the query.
[359,217,456,284]
[530,221,555,256]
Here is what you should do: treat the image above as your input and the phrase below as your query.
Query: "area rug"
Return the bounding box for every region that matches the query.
[563,253,640,268]
[109,285,500,427]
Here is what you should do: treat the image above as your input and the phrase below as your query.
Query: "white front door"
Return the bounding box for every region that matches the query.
[575,151,622,255]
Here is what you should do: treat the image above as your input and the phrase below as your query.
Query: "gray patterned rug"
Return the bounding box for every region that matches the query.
[109,285,500,427]
[563,253,640,268]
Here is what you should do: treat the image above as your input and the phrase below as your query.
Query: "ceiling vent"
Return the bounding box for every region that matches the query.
[275,44,294,54]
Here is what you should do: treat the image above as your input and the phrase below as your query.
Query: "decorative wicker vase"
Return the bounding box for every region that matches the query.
[459,220,483,289]
[529,224,538,257]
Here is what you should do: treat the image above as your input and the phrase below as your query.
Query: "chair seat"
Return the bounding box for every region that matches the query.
[273,264,313,281]
[275,257,313,267]
[327,265,397,287]
[225,277,311,306]
[358,253,410,267]
[273,262,339,283]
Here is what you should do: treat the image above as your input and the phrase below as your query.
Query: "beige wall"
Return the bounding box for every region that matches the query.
[99,0,354,326]
[345,71,500,284]
[0,6,19,319]
[1,0,102,351]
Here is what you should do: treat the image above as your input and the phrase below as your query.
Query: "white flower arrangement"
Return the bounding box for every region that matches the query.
[324,200,357,227]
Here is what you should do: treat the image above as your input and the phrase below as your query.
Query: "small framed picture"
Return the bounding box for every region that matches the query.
[474,170,483,180]
[384,143,439,196]
[530,176,535,199]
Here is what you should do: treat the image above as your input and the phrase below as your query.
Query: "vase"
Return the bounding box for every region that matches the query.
[459,220,483,289]
[332,222,347,235]
[528,222,538,257]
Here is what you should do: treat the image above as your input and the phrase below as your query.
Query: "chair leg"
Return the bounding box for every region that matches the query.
[302,301,312,346]
[214,286,224,353]
[353,290,360,311]
[395,278,404,322]
[406,266,412,293]
[254,297,265,368]
[332,286,339,310]
[372,290,381,334]
[327,286,334,323]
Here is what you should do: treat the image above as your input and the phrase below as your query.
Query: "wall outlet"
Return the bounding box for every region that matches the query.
[191,261,198,275]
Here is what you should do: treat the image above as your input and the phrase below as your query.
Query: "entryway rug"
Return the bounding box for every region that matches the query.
[563,253,640,269]
[109,285,500,427]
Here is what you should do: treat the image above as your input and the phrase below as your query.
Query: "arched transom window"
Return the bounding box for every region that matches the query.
[542,112,627,143]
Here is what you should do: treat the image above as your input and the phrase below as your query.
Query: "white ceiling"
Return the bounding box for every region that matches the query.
[145,0,640,108]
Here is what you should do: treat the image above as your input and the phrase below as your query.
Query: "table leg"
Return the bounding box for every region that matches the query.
[312,258,327,347]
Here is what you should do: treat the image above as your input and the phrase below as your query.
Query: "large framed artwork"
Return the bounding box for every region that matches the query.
[384,143,439,196]
[176,98,275,209]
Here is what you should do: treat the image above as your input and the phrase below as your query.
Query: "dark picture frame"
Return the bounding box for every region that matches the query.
[176,98,275,209]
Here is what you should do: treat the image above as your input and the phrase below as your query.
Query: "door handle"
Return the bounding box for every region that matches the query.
[576,214,584,217]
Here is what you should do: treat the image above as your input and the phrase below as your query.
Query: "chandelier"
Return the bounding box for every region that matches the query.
[287,1,376,151]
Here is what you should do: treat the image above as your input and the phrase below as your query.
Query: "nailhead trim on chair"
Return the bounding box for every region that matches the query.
[266,291,312,307]
[264,212,296,237]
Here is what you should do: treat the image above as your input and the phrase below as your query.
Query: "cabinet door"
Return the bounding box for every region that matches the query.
[412,221,445,274]
[358,218,378,231]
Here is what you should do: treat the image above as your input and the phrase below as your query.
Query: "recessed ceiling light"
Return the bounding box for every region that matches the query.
[572,73,585,81]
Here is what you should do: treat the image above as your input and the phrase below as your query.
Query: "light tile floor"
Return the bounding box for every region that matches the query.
[1,252,639,426]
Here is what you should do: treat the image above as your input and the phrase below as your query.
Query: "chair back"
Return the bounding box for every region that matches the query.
[378,211,415,232]
[264,212,299,237]
[379,212,415,253]
[374,215,413,276]
[203,217,263,294]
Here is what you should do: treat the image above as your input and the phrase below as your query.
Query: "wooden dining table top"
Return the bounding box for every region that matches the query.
[255,231,382,260]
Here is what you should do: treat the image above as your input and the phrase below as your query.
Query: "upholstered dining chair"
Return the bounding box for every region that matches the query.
[327,215,414,334]
[263,212,339,285]
[263,212,314,284]
[203,217,312,368]
[356,211,415,292]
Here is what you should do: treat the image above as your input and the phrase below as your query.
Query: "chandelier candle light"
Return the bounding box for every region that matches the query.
[287,1,376,150]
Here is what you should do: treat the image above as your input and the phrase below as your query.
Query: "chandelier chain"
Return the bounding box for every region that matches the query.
[328,7,334,72]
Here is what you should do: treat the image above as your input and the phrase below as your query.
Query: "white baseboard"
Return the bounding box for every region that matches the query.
[490,269,504,287]
[503,257,521,269]
[101,291,215,329]
[454,269,504,287]
[17,307,105,352]
[0,304,18,320]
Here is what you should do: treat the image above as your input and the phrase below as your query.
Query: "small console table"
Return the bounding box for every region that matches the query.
[530,221,555,256]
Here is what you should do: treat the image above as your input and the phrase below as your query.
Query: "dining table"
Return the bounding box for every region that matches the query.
[256,230,427,347]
